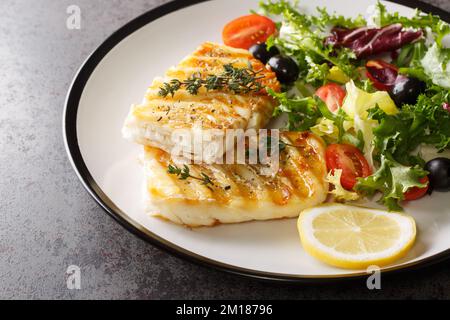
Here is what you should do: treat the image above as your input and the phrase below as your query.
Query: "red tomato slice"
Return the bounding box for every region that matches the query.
[365,60,399,91]
[404,177,429,201]
[222,14,277,50]
[326,144,372,190]
[315,83,346,112]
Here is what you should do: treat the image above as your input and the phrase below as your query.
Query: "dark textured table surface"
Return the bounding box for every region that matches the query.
[1,0,450,299]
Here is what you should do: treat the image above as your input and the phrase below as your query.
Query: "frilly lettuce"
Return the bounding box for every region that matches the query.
[260,0,359,85]
[357,89,450,210]
[353,115,377,170]
[341,81,398,169]
[371,0,450,43]
[356,154,428,211]
[261,0,449,212]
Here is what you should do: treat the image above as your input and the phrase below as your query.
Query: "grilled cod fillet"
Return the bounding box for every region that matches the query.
[143,132,329,227]
[123,42,281,163]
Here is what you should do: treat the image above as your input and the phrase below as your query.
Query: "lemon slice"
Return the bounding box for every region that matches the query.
[297,204,416,269]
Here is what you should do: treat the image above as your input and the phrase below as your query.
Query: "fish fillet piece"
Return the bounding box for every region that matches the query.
[143,132,329,227]
[123,42,280,163]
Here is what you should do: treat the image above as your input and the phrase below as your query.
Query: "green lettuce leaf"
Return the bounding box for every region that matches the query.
[374,1,450,87]
[268,89,321,131]
[356,154,428,211]
[370,89,450,158]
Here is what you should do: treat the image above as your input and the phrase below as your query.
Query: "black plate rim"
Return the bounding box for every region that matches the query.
[63,0,450,283]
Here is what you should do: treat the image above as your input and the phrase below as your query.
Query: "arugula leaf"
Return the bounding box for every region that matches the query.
[356,154,428,211]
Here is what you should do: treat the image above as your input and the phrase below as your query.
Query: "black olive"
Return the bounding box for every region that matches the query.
[249,43,279,64]
[425,157,450,192]
[389,76,426,107]
[267,55,300,84]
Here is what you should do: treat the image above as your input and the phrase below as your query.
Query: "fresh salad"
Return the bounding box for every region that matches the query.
[223,0,450,211]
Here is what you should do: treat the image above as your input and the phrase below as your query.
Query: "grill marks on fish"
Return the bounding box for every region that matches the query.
[144,131,327,208]
[141,85,259,129]
[132,42,280,131]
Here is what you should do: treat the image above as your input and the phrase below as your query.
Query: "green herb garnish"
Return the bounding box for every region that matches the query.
[167,164,214,187]
[159,64,265,97]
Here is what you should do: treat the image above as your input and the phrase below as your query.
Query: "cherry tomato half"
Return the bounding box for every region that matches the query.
[365,60,399,91]
[404,176,429,201]
[315,83,346,112]
[326,144,372,190]
[222,14,277,50]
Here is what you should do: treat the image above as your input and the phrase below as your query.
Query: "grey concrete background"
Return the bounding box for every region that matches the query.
[1,0,449,300]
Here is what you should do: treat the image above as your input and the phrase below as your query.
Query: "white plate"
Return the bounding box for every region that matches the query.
[64,0,450,281]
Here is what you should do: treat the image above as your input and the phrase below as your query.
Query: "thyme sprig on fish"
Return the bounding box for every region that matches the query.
[159,64,265,97]
[266,136,302,152]
[167,164,214,186]
[245,136,303,161]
